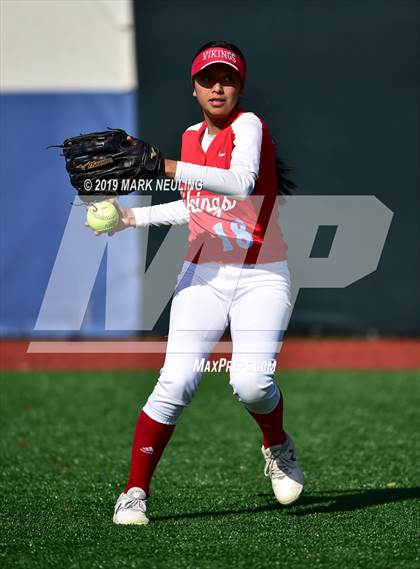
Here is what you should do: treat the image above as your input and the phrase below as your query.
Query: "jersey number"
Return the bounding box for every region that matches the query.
[213,219,253,252]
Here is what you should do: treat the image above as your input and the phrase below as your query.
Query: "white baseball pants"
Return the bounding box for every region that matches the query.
[143,260,292,425]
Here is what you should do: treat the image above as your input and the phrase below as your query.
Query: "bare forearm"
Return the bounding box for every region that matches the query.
[161,159,178,178]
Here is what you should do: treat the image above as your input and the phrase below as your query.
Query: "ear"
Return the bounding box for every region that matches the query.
[192,89,197,98]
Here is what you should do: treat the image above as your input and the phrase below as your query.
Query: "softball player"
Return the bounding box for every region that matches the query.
[107,41,304,525]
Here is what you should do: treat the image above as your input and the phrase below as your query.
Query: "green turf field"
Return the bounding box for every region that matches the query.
[0,370,419,569]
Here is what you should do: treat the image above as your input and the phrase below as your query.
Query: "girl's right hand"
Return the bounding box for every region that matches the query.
[84,198,136,237]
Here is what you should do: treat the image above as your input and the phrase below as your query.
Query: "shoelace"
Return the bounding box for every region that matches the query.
[121,495,147,513]
[264,449,293,480]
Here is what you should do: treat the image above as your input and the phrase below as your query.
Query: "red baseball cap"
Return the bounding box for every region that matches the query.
[191,47,246,84]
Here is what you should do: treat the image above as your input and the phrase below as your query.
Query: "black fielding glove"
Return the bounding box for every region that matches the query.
[51,128,162,202]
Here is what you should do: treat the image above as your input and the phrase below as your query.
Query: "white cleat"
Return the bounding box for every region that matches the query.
[113,487,149,525]
[262,434,304,505]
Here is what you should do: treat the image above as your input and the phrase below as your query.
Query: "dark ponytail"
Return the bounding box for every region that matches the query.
[273,142,297,195]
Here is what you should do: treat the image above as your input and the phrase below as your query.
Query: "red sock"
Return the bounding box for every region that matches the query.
[248,397,286,449]
[125,411,175,495]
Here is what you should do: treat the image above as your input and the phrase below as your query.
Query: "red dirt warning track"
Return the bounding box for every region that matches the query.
[0,339,418,371]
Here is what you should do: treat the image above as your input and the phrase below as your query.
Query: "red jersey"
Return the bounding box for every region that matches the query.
[179,107,287,264]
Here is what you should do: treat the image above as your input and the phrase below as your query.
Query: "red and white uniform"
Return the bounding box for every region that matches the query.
[134,107,287,265]
[177,107,287,264]
[133,107,291,425]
